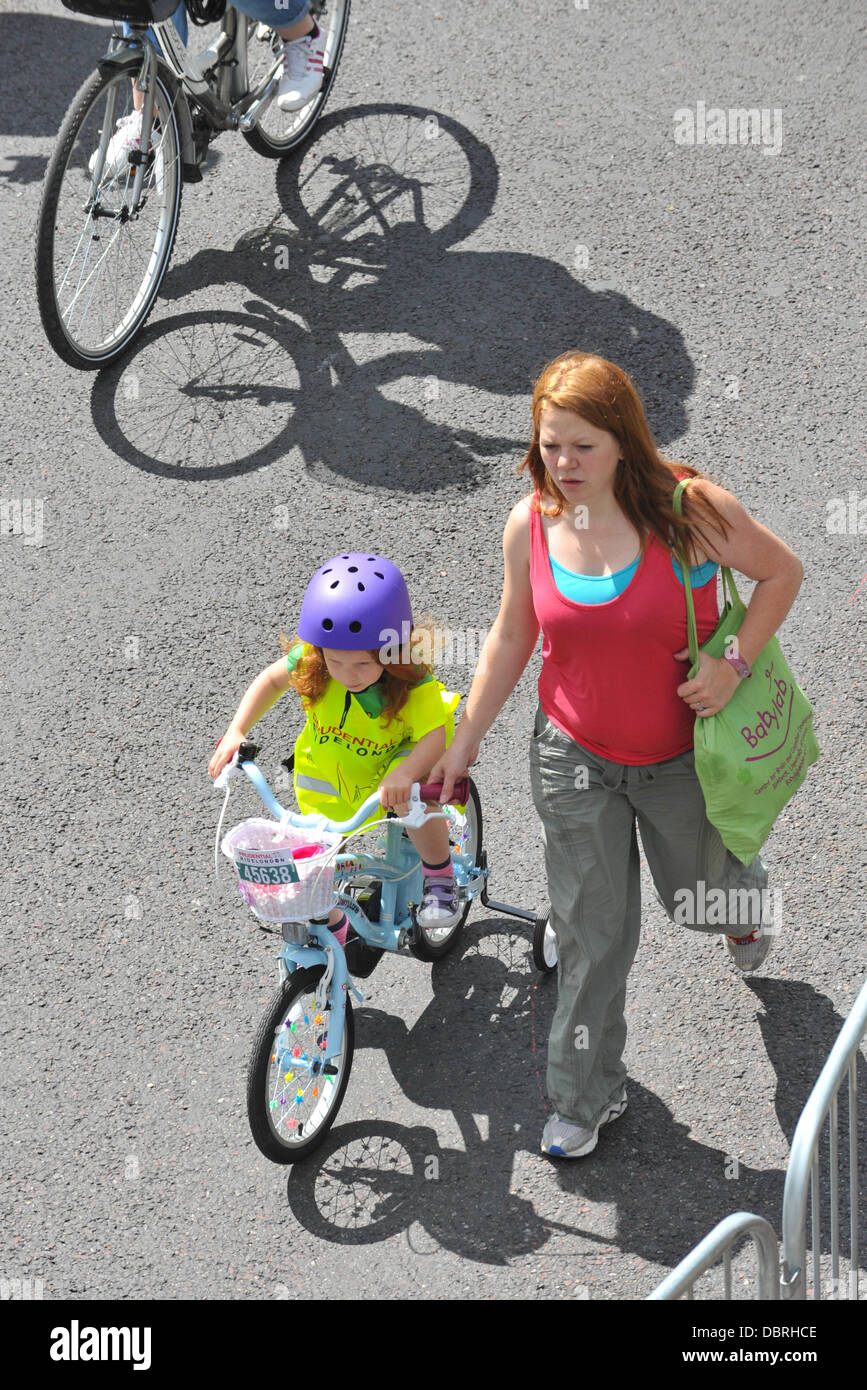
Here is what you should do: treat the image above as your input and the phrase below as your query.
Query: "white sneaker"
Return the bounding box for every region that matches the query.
[726,923,772,973]
[541,1089,628,1158]
[277,25,325,111]
[89,111,161,184]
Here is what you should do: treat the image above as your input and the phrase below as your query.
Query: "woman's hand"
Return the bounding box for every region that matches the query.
[674,649,740,717]
[208,729,246,778]
[428,738,479,805]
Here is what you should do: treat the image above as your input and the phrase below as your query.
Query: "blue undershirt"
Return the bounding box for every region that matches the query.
[551,551,719,604]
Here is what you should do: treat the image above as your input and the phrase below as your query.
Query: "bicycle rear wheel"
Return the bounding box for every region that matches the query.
[241,0,350,158]
[247,964,354,1163]
[36,65,183,370]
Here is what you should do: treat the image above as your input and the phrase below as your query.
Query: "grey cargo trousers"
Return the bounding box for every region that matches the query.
[529,706,768,1129]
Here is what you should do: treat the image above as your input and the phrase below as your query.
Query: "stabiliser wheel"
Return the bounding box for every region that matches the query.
[532,911,557,974]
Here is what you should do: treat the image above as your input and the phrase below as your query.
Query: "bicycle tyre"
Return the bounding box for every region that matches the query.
[241,0,351,159]
[409,777,483,962]
[247,964,354,1163]
[36,64,183,370]
[532,911,557,974]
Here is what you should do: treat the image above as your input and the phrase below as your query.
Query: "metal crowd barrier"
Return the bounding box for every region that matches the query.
[648,975,867,1302]
[647,1213,780,1301]
[780,976,867,1300]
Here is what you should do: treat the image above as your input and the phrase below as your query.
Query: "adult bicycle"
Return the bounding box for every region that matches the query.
[36,0,350,369]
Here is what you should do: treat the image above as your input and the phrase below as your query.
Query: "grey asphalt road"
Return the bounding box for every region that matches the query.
[2,0,865,1307]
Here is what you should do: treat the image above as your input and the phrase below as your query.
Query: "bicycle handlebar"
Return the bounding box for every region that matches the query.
[213,749,470,835]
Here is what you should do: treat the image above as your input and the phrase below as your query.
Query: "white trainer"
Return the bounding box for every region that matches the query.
[726,923,773,973]
[277,25,325,111]
[89,111,161,184]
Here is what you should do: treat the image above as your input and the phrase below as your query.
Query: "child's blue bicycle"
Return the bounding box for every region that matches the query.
[214,742,551,1162]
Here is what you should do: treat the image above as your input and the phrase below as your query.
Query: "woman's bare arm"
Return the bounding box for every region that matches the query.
[688,479,804,666]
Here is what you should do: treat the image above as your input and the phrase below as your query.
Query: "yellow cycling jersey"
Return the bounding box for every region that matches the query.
[291,660,461,826]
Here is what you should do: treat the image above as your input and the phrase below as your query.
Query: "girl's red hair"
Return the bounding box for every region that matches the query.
[280,625,438,725]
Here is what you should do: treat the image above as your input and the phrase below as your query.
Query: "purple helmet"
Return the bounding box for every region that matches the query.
[297,553,413,651]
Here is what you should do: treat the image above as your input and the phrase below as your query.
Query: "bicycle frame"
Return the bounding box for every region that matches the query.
[92,6,283,198]
[223,759,486,1072]
[151,8,284,131]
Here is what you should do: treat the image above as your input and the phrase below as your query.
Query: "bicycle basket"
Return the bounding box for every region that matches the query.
[221,818,341,924]
[60,0,180,23]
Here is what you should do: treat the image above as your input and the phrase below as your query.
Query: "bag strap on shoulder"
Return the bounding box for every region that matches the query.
[671,479,740,667]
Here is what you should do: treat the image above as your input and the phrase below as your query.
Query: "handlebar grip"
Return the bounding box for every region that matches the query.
[418,778,470,805]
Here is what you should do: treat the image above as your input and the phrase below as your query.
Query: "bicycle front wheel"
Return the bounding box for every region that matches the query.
[36,65,183,370]
[241,0,351,158]
[247,964,354,1163]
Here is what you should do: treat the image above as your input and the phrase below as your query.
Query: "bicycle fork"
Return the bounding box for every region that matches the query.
[88,43,158,216]
[275,922,360,1073]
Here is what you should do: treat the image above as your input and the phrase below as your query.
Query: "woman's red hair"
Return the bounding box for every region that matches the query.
[519,351,729,556]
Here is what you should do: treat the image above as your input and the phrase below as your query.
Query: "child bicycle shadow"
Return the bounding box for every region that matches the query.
[285,929,864,1277]
[284,918,587,1264]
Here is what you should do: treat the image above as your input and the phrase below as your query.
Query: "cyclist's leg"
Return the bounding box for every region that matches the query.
[121,4,188,111]
[121,3,189,55]
[233,0,312,39]
[530,710,640,1130]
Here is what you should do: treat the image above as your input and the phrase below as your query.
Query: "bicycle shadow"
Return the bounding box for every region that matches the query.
[283,924,864,1278]
[90,103,695,483]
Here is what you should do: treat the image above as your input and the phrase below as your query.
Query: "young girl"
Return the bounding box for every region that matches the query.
[209,553,463,938]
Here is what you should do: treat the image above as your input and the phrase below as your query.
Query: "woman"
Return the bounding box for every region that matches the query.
[430,351,804,1159]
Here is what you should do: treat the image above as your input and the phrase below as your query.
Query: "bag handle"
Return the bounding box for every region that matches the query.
[671,479,740,668]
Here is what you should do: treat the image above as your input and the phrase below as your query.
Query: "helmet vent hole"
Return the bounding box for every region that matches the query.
[329,581,339,590]
[374,571,384,579]
[348,566,358,573]
[322,619,334,631]
[349,621,362,633]
[357,582,365,591]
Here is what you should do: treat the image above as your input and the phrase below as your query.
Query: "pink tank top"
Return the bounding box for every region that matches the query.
[528,500,720,764]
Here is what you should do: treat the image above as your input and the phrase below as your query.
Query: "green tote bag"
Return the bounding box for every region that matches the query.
[673,481,820,865]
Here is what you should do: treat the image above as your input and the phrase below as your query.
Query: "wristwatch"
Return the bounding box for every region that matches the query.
[723,652,752,679]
